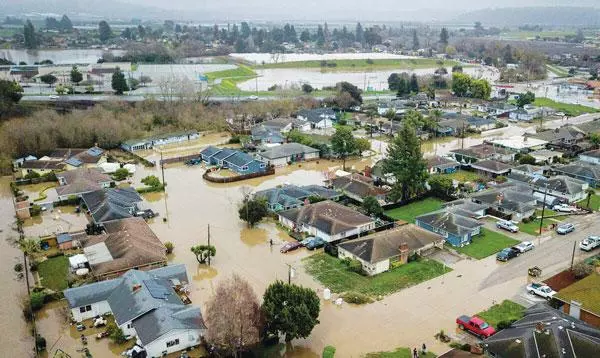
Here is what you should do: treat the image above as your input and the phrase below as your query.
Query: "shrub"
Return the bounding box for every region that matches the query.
[322,345,336,358]
[41,172,57,182]
[29,291,46,311]
[164,241,174,254]
[24,171,41,180]
[342,258,363,274]
[341,291,373,304]
[572,261,593,279]
[497,320,516,330]
[338,119,347,126]
[14,263,23,272]
[106,321,128,344]
[30,204,42,217]
[228,135,241,144]
[112,168,130,181]
[35,335,47,351]
[449,342,471,351]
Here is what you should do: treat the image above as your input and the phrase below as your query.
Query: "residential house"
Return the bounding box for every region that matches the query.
[449,143,515,165]
[278,200,376,243]
[121,130,200,152]
[573,119,600,136]
[470,160,513,178]
[553,161,600,187]
[19,160,65,177]
[254,185,340,212]
[483,303,600,358]
[441,200,489,217]
[199,146,267,174]
[528,149,564,164]
[486,103,517,117]
[486,136,548,153]
[367,160,396,185]
[507,173,588,204]
[415,209,483,247]
[256,143,320,167]
[63,264,206,357]
[337,223,445,276]
[330,173,389,204]
[530,126,587,154]
[471,184,537,221]
[296,108,336,128]
[579,149,600,165]
[56,147,108,170]
[465,116,496,131]
[555,273,600,327]
[510,164,544,177]
[250,125,286,145]
[263,117,311,133]
[55,168,114,200]
[509,108,536,122]
[81,217,167,279]
[81,187,143,224]
[427,156,460,174]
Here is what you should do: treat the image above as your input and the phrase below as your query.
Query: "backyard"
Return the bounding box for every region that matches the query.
[533,98,599,117]
[476,300,525,329]
[441,170,483,183]
[37,255,69,291]
[451,229,520,259]
[303,252,449,298]
[365,347,437,358]
[384,198,444,223]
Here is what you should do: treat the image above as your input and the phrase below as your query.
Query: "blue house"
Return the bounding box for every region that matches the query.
[200,146,266,175]
[254,184,340,212]
[415,210,483,247]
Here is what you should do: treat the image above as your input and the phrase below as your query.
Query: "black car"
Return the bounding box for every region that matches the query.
[496,247,520,262]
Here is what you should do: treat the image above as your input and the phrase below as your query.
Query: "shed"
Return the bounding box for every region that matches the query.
[69,254,89,270]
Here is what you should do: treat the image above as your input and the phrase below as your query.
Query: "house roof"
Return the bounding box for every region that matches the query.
[574,119,600,135]
[450,143,513,160]
[199,145,222,159]
[555,162,600,180]
[122,130,199,146]
[250,125,286,142]
[133,305,206,345]
[483,303,600,358]
[471,185,537,214]
[581,149,600,159]
[258,143,319,160]
[529,149,563,160]
[330,173,388,199]
[81,187,142,224]
[511,164,542,174]
[466,116,495,126]
[55,168,112,197]
[52,147,105,166]
[81,217,167,277]
[487,136,548,150]
[278,200,374,236]
[555,273,600,317]
[255,185,338,207]
[470,160,513,174]
[427,156,459,170]
[338,224,444,264]
[20,160,65,170]
[531,126,585,143]
[441,200,489,215]
[224,151,255,168]
[63,278,122,308]
[416,210,483,237]
[297,108,336,123]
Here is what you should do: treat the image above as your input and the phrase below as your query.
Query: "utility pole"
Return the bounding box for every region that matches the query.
[160,151,165,187]
[207,224,211,266]
[286,263,292,284]
[570,241,577,271]
[538,183,549,235]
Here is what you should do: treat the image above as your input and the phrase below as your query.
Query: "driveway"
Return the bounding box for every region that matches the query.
[481,218,536,243]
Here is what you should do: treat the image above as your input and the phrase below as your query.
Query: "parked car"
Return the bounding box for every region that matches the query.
[526,283,556,299]
[556,223,575,235]
[512,241,535,253]
[248,95,259,100]
[456,315,496,338]
[496,220,519,233]
[552,204,578,213]
[496,247,520,262]
[49,95,59,100]
[280,241,302,253]
[580,236,600,251]
[305,237,326,250]
[301,237,316,246]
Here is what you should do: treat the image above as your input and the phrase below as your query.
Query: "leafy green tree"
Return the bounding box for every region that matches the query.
[164,241,174,254]
[428,175,454,199]
[262,281,320,342]
[585,188,596,210]
[362,196,382,216]
[55,84,66,95]
[518,154,536,165]
[335,81,362,107]
[112,168,130,181]
[302,83,313,93]
[106,321,127,344]
[29,291,45,311]
[238,197,268,227]
[111,67,129,95]
[452,72,471,97]
[70,66,83,84]
[141,175,161,188]
[388,73,402,91]
[590,133,600,148]
[439,27,449,47]
[23,20,37,49]
[355,137,371,154]
[40,74,58,87]
[331,126,356,170]
[98,20,112,43]
[516,91,535,107]
[383,123,429,202]
[452,65,463,73]
[191,244,216,264]
[470,79,491,99]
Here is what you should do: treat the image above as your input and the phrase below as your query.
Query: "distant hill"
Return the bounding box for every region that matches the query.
[451,7,600,27]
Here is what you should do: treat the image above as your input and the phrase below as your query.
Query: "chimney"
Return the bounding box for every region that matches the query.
[399,243,409,264]
[132,284,142,293]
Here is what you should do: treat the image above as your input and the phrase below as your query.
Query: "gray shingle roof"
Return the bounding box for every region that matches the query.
[258,143,320,160]
[470,159,513,174]
[81,187,142,224]
[64,278,122,308]
[554,162,600,180]
[133,306,206,345]
[224,151,254,168]
[416,210,483,237]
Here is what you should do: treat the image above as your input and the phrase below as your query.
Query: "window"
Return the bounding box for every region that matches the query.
[166,339,180,348]
[79,305,92,313]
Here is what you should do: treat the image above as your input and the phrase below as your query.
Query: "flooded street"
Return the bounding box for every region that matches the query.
[0,177,34,357]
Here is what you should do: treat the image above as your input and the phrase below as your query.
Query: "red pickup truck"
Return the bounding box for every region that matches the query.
[456,315,496,338]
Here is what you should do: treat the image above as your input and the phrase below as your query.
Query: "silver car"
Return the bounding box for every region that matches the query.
[513,241,535,253]
[556,223,575,235]
[496,220,519,233]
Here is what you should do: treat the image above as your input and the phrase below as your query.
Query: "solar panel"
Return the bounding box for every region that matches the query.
[143,279,171,299]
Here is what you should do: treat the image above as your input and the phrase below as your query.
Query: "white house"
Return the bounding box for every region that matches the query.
[64,265,206,358]
[278,200,375,242]
[121,130,200,152]
[257,143,320,167]
[296,108,336,129]
[580,149,600,165]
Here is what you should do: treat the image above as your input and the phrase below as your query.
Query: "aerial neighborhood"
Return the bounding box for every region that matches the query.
[2,4,600,358]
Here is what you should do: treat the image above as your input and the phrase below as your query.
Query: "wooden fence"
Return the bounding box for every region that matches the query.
[202,166,275,183]
[160,154,201,166]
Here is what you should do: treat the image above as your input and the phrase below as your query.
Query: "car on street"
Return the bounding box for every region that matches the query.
[526,283,556,299]
[512,241,535,253]
[496,247,520,262]
[49,95,59,100]
[580,236,600,251]
[248,95,259,100]
[496,220,519,233]
[280,241,302,253]
[456,315,496,338]
[556,223,575,235]
[552,204,578,213]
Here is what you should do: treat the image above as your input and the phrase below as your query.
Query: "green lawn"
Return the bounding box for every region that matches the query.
[384,198,444,223]
[37,256,69,291]
[303,253,449,298]
[452,229,520,259]
[365,347,437,358]
[476,300,525,329]
[546,64,569,77]
[518,209,566,236]
[533,98,599,117]
[441,170,483,183]
[577,193,600,211]
[205,65,258,95]
[259,58,460,71]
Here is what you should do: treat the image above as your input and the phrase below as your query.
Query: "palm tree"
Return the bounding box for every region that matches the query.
[19,238,40,295]
[585,188,596,210]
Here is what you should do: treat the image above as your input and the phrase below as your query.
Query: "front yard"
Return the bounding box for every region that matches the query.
[384,198,444,223]
[518,210,566,236]
[577,193,600,211]
[303,252,449,298]
[37,255,69,291]
[476,300,525,329]
[441,170,483,183]
[365,347,437,358]
[451,229,520,259]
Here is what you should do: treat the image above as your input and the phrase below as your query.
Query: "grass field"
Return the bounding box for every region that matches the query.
[366,347,437,358]
[546,64,569,77]
[518,209,566,236]
[533,98,599,117]
[37,256,69,291]
[303,253,448,297]
[452,229,520,259]
[384,198,444,223]
[441,170,482,183]
[259,58,460,71]
[206,65,257,95]
[476,300,525,329]
[577,193,600,211]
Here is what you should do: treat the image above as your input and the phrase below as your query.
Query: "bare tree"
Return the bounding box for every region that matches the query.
[205,274,261,357]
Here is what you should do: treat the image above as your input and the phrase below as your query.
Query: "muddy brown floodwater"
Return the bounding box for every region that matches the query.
[0,177,35,357]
